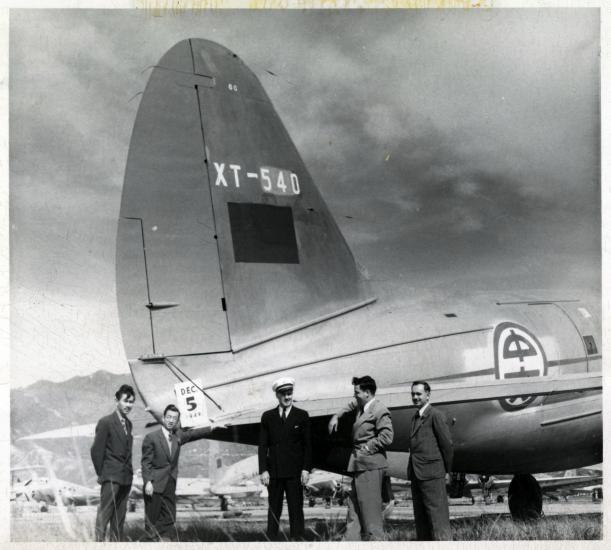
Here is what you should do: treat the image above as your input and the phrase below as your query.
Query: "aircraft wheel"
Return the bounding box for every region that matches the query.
[508,474,542,521]
[308,498,315,507]
[220,497,229,512]
[128,500,136,513]
[497,495,504,504]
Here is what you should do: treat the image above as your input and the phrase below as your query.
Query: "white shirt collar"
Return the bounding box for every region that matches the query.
[278,404,292,417]
[161,426,173,449]
[363,398,375,413]
[419,402,430,417]
[116,410,127,423]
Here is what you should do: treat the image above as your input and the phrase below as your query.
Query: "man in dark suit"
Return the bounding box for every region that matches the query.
[258,377,312,540]
[141,404,209,541]
[328,375,394,540]
[91,384,136,541]
[408,380,454,540]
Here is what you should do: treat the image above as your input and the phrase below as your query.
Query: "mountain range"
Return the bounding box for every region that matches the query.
[11,370,255,485]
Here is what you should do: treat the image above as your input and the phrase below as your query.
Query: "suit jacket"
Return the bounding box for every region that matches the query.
[337,398,394,472]
[90,411,134,485]
[141,426,209,493]
[407,405,453,481]
[258,406,312,478]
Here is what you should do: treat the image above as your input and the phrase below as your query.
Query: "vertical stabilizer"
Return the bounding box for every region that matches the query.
[117,39,374,359]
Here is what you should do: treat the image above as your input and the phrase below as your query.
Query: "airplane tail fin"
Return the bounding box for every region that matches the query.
[117,39,375,360]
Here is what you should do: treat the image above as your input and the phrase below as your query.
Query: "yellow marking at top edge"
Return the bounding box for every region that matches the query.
[135,0,494,12]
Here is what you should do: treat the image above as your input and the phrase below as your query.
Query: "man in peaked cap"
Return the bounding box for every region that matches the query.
[258,377,312,540]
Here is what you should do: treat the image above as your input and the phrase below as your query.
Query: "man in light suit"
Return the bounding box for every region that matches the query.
[258,377,312,541]
[91,384,136,542]
[328,375,394,540]
[141,404,209,541]
[408,380,453,540]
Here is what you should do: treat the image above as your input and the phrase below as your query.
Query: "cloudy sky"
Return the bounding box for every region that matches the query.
[9,9,600,388]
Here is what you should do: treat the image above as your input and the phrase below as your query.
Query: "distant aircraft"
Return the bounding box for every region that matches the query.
[18,424,98,441]
[206,442,265,510]
[18,431,266,512]
[11,466,99,510]
[116,38,602,522]
[449,471,603,505]
[129,471,211,511]
[303,470,348,508]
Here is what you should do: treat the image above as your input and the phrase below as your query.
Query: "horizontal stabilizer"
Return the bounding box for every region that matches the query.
[207,373,602,428]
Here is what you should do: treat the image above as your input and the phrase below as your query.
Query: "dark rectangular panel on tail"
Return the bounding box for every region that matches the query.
[228,203,299,264]
[194,40,375,351]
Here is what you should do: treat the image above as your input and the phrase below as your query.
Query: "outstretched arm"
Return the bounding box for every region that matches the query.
[328,398,358,434]
[179,425,211,444]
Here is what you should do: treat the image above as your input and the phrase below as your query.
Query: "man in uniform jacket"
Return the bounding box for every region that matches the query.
[328,375,394,540]
[408,380,454,540]
[90,384,136,542]
[258,377,312,540]
[141,404,209,541]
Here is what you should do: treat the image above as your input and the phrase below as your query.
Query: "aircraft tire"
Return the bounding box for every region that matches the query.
[508,474,542,521]
[220,497,229,512]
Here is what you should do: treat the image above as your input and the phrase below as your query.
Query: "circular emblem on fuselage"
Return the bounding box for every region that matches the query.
[494,322,548,410]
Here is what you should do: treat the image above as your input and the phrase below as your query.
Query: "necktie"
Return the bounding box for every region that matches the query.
[281,407,287,423]
[168,432,173,451]
[119,416,127,435]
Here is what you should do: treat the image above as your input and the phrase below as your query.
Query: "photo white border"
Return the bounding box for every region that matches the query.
[0,1,607,549]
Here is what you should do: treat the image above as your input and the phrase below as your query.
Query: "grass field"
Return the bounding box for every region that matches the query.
[12,512,602,541]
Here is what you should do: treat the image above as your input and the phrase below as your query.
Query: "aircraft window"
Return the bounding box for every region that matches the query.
[583,335,597,355]
[228,203,299,264]
[444,313,457,318]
